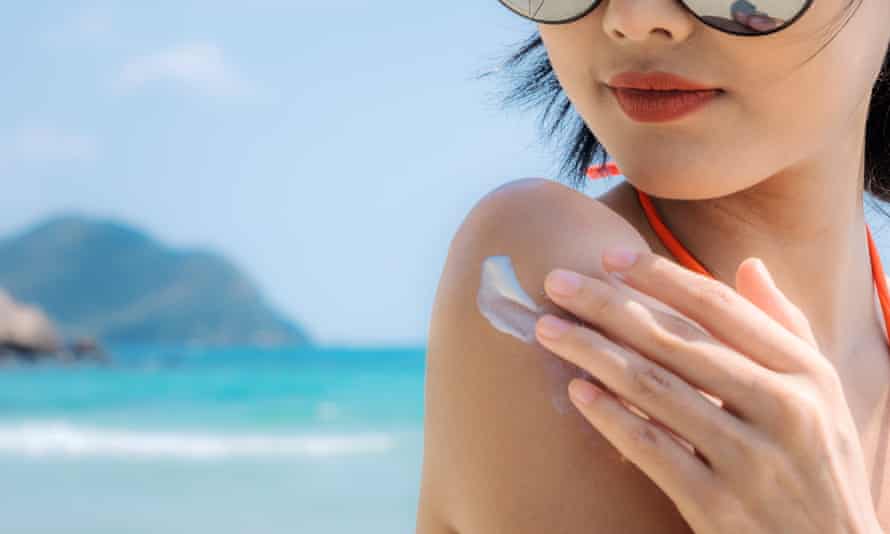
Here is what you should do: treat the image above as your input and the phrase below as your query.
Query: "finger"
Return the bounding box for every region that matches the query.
[735,258,818,348]
[600,247,813,373]
[594,376,704,461]
[535,314,748,466]
[542,269,783,424]
[566,377,717,506]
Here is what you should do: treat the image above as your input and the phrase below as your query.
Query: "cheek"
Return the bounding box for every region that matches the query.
[748,0,890,153]
[744,32,881,166]
[539,17,604,88]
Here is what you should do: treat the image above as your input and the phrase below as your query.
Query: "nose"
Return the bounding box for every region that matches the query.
[601,0,695,42]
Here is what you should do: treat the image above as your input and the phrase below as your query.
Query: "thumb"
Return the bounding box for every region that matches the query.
[735,258,818,348]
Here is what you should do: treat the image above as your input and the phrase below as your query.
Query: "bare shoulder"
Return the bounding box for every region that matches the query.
[416,178,693,534]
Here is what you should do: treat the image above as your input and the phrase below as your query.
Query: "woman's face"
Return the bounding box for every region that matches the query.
[538,0,890,199]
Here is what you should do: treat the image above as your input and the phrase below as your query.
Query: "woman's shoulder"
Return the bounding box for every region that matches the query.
[446,177,654,285]
[417,178,692,534]
[429,177,657,371]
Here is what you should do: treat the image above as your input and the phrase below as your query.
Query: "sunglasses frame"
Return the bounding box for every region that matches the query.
[496,0,814,37]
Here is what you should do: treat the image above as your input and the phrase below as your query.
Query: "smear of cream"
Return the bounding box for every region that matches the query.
[475,254,719,422]
[476,255,544,344]
[476,255,594,415]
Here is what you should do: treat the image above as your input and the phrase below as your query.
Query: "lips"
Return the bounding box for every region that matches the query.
[609,86,720,123]
[605,70,722,123]
[607,70,720,91]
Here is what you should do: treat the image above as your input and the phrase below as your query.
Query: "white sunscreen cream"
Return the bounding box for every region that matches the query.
[476,254,718,427]
[476,255,596,415]
[476,255,544,344]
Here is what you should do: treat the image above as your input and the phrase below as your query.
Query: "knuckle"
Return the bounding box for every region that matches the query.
[629,421,661,449]
[774,389,824,442]
[627,363,672,399]
[648,320,688,354]
[736,367,777,402]
[773,389,803,421]
[689,280,736,311]
[660,313,705,341]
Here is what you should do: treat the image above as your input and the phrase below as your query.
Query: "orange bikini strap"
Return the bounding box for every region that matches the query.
[586,163,890,345]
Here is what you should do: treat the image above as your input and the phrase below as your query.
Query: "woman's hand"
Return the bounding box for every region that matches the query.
[533,247,884,534]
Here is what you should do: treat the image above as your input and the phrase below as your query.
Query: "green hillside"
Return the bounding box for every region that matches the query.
[0,214,312,347]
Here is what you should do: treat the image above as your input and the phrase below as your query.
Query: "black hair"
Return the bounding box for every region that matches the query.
[476,0,890,216]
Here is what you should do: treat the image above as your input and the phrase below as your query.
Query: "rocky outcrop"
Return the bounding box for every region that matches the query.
[0,288,60,357]
[0,289,106,363]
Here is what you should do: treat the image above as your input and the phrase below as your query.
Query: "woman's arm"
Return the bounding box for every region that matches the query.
[415,178,696,534]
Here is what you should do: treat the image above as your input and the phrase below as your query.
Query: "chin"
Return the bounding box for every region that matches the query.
[617,162,749,201]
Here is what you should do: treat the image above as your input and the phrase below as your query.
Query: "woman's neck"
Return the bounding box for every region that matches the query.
[636,152,881,371]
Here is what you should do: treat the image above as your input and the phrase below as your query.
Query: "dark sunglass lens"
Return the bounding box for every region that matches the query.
[690,0,809,34]
[497,0,597,23]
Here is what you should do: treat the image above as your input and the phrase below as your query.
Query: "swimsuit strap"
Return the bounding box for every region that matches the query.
[635,188,710,277]
[635,187,890,345]
[585,162,890,344]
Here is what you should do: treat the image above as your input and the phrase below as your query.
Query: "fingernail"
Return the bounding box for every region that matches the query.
[537,315,572,338]
[569,379,601,405]
[602,247,638,271]
[547,269,582,296]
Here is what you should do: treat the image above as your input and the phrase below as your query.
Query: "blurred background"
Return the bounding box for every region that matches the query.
[4,3,890,534]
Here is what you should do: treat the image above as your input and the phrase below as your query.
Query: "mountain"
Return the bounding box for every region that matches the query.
[0,214,312,347]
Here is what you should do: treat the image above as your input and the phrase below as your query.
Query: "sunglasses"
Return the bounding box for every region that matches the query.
[496,0,813,36]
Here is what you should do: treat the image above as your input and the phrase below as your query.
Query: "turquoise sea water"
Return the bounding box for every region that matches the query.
[0,346,425,534]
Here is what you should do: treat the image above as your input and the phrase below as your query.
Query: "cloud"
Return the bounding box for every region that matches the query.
[1,126,99,164]
[118,42,249,97]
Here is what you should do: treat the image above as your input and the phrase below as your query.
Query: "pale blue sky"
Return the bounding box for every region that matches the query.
[2,2,610,347]
[3,3,888,347]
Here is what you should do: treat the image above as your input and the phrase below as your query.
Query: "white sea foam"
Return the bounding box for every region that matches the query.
[0,421,397,460]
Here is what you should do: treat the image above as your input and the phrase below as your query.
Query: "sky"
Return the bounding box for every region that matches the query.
[3,2,606,347]
[3,3,889,348]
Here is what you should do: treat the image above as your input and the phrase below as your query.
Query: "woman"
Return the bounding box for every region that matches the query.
[416,0,890,531]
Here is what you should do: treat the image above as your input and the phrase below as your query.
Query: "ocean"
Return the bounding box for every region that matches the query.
[0,345,425,534]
